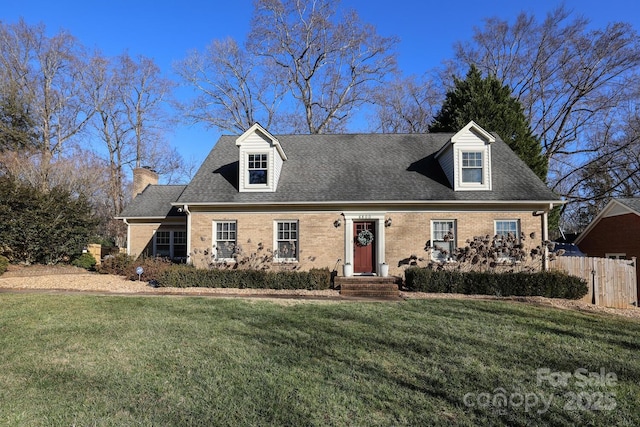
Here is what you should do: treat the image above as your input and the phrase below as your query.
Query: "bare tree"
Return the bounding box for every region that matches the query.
[176,0,398,135]
[452,6,640,211]
[0,19,95,190]
[248,0,398,134]
[371,74,443,133]
[116,53,175,169]
[84,53,134,217]
[174,38,286,134]
[86,52,183,216]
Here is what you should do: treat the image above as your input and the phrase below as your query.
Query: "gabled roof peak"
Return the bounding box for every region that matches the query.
[236,122,287,161]
[451,120,496,144]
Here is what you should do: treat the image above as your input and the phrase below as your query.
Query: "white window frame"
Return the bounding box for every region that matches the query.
[153,229,187,260]
[274,220,299,262]
[461,151,483,184]
[213,221,237,261]
[606,253,626,260]
[247,153,269,187]
[454,144,491,191]
[431,220,456,261]
[494,220,521,260]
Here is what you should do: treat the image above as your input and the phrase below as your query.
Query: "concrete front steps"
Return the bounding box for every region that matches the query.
[336,275,401,299]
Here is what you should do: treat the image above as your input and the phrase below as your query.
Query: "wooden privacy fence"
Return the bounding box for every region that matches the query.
[549,256,637,309]
[87,244,124,266]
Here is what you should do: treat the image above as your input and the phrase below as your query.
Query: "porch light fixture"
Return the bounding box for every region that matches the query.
[333,219,341,228]
[385,217,392,227]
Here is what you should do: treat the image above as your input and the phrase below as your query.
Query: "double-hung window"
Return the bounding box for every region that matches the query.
[275,221,298,261]
[155,231,171,257]
[173,231,187,259]
[154,230,187,260]
[494,220,520,259]
[215,221,237,260]
[248,153,268,185]
[431,220,456,261]
[461,152,483,184]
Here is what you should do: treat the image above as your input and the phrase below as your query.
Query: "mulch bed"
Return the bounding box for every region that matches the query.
[2,264,87,278]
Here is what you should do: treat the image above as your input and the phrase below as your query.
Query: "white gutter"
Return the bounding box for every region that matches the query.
[172,199,565,208]
[114,216,173,220]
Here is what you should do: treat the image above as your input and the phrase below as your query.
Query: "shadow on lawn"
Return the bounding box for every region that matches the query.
[231,300,640,425]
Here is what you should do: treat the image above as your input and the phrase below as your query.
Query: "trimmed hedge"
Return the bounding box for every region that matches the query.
[0,255,8,275]
[97,254,174,282]
[157,265,332,290]
[404,267,588,299]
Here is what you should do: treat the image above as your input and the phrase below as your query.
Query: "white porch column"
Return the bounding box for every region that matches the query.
[342,211,386,273]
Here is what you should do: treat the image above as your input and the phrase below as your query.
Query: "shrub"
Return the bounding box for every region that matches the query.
[71,253,97,270]
[123,257,174,282]
[0,177,97,264]
[404,267,588,299]
[96,253,135,276]
[0,255,9,275]
[156,266,332,290]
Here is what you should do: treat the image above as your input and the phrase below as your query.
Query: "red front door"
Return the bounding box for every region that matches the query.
[354,221,376,274]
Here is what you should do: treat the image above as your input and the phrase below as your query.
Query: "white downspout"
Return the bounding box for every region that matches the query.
[183,204,191,264]
[123,218,131,256]
[542,210,549,271]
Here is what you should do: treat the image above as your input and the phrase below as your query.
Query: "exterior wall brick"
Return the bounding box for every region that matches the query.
[385,211,541,275]
[188,209,545,276]
[132,167,158,197]
[190,212,344,270]
[128,223,160,258]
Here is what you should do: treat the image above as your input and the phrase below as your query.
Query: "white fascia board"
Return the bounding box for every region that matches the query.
[175,200,563,209]
[114,216,168,220]
[451,120,496,144]
[235,122,287,161]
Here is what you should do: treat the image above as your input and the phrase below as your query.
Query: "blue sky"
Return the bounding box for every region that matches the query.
[3,0,640,170]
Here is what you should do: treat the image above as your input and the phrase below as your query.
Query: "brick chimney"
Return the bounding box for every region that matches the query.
[132,167,158,197]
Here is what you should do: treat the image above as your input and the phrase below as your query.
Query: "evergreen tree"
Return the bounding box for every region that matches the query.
[430,65,547,181]
[0,177,98,264]
[0,88,38,152]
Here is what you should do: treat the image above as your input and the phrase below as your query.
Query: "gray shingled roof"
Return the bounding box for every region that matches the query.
[175,133,558,204]
[117,185,186,218]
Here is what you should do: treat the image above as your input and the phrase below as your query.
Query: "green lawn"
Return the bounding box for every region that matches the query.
[0,295,638,426]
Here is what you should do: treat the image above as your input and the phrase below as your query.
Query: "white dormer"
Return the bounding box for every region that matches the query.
[435,121,494,191]
[236,123,287,192]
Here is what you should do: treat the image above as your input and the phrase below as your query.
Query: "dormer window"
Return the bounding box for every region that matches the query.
[461,152,483,184]
[248,153,268,185]
[236,123,287,193]
[434,121,494,191]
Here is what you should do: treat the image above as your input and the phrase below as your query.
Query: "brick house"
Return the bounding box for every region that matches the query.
[575,198,640,300]
[116,121,560,277]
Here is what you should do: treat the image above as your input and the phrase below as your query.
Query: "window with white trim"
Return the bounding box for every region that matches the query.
[495,220,519,238]
[155,231,170,257]
[431,220,456,261]
[494,220,520,259]
[606,253,626,260]
[248,153,268,185]
[215,221,237,260]
[154,230,187,260]
[173,231,187,259]
[461,151,483,184]
[275,221,298,261]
